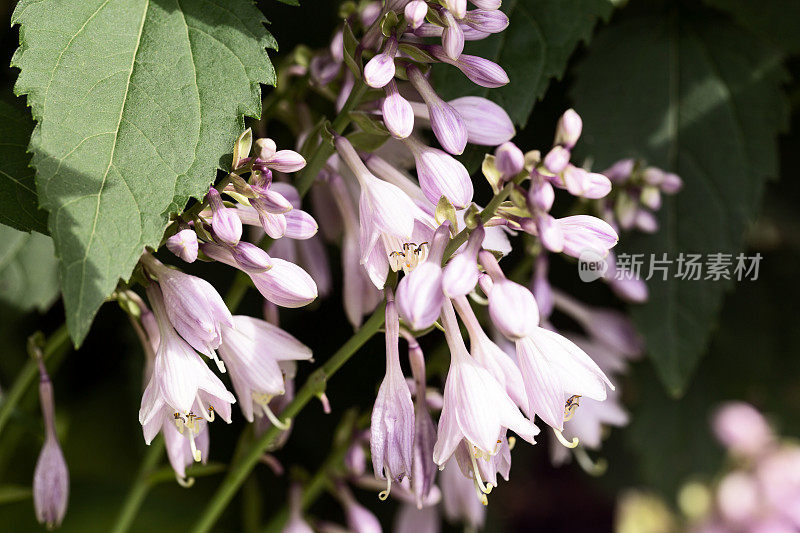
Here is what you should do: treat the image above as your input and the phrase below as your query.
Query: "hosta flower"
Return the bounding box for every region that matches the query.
[166,228,199,263]
[383,79,414,139]
[394,504,439,533]
[403,136,473,208]
[254,138,307,172]
[427,45,509,88]
[364,35,398,88]
[404,1,428,29]
[218,315,312,425]
[33,359,69,529]
[440,458,486,527]
[140,254,232,370]
[554,108,582,149]
[514,327,613,436]
[396,224,450,330]
[407,65,468,155]
[163,414,210,485]
[480,251,540,340]
[139,286,236,463]
[463,8,509,33]
[370,298,415,497]
[442,225,483,298]
[207,187,242,245]
[440,8,465,60]
[334,134,434,288]
[447,96,514,146]
[494,142,524,178]
[434,301,539,500]
[555,215,618,258]
[712,402,775,458]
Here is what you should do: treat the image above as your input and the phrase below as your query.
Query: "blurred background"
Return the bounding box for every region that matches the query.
[1,0,799,531]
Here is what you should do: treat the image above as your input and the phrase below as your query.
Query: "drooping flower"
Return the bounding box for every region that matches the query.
[440,458,486,527]
[218,315,312,424]
[480,250,540,340]
[442,224,484,298]
[556,215,618,258]
[396,224,450,330]
[403,135,473,208]
[370,297,415,498]
[407,65,467,155]
[364,36,398,88]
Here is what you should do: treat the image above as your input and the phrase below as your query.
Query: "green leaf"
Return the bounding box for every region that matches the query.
[0,92,47,234]
[12,0,276,346]
[0,225,59,312]
[571,7,788,394]
[704,0,800,55]
[431,0,614,126]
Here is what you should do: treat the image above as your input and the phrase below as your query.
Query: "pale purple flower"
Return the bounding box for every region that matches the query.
[640,185,662,210]
[515,327,613,433]
[543,146,570,174]
[555,215,618,258]
[494,142,524,178]
[433,301,539,490]
[284,485,315,533]
[443,0,467,18]
[139,286,235,460]
[554,108,582,149]
[229,241,272,272]
[403,136,473,208]
[407,65,467,155]
[440,458,486,528]
[758,446,800,527]
[603,158,635,183]
[558,387,628,452]
[218,315,312,424]
[469,0,501,9]
[531,254,554,319]
[407,340,438,508]
[202,243,318,308]
[396,224,449,330]
[441,9,465,60]
[448,96,514,146]
[660,172,684,194]
[454,296,528,410]
[338,484,383,533]
[33,359,69,529]
[528,173,555,212]
[140,254,233,365]
[463,9,509,33]
[163,418,209,484]
[427,45,509,88]
[364,36,398,88]
[255,138,307,173]
[635,209,659,233]
[382,80,414,139]
[404,1,428,29]
[560,165,612,199]
[166,228,199,263]
[717,471,760,524]
[604,252,649,304]
[207,187,242,246]
[712,402,775,458]
[442,224,483,298]
[536,213,565,253]
[370,299,415,495]
[335,135,434,287]
[480,251,540,340]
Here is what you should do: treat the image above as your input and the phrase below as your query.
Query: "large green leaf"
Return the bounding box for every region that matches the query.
[0,93,47,234]
[12,0,276,346]
[0,225,59,312]
[571,7,788,394]
[704,0,800,55]
[432,0,614,126]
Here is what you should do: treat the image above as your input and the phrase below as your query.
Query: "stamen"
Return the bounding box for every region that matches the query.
[508,436,516,451]
[469,451,492,494]
[553,428,579,449]
[188,431,202,462]
[378,478,391,501]
[573,447,608,476]
[210,352,226,373]
[260,402,291,430]
[176,475,195,488]
[472,477,489,506]
[195,396,215,422]
[564,395,581,422]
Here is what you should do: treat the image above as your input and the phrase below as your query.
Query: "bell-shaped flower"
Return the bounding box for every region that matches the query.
[140,254,233,364]
[403,136,473,208]
[364,36,398,88]
[407,65,467,155]
[555,215,618,258]
[427,45,509,88]
[442,225,483,298]
[202,243,318,308]
[396,224,450,330]
[514,327,613,435]
[480,251,540,340]
[448,96,514,146]
[138,286,235,461]
[383,80,414,139]
[207,187,242,246]
[453,296,527,410]
[166,228,199,263]
[335,135,433,288]
[218,315,312,424]
[556,387,628,456]
[33,359,69,529]
[433,301,539,499]
[370,299,415,497]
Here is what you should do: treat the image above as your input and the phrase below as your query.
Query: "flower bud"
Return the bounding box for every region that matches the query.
[444,0,467,18]
[712,402,774,458]
[396,262,445,330]
[441,9,465,60]
[635,209,659,233]
[604,252,648,304]
[252,189,293,214]
[535,213,564,253]
[463,9,509,33]
[602,158,635,183]
[251,258,318,308]
[404,1,428,29]
[364,37,398,89]
[469,0,501,8]
[284,209,319,240]
[230,242,272,272]
[208,187,242,246]
[494,142,524,177]
[265,150,307,173]
[404,136,473,208]
[481,251,539,339]
[166,228,199,263]
[407,65,467,155]
[528,174,555,212]
[448,96,514,146]
[532,255,554,319]
[256,137,277,161]
[660,172,683,194]
[640,185,662,210]
[382,80,414,139]
[428,45,509,87]
[543,145,570,174]
[554,108,582,149]
[442,225,484,298]
[556,215,618,258]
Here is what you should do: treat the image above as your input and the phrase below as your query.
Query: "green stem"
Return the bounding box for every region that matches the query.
[190,303,386,533]
[295,79,368,197]
[110,437,165,533]
[224,272,252,310]
[0,324,69,436]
